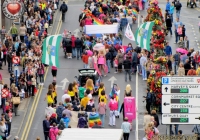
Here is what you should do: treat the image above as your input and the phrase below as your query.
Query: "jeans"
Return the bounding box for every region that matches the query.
[174,30,178,43]
[7,62,12,72]
[1,98,6,113]
[125,70,131,81]
[174,61,179,74]
[176,10,180,18]
[123,133,130,140]
[6,122,11,136]
[76,48,81,59]
[62,13,66,22]
[170,14,173,23]
[106,60,111,73]
[99,114,105,127]
[132,62,137,73]
[170,124,179,135]
[39,74,44,83]
[72,48,76,57]
[167,27,172,35]
[44,132,50,140]
[137,64,141,74]
[141,66,147,79]
[83,63,88,68]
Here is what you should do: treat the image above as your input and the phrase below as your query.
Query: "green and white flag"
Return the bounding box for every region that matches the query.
[134,21,155,51]
[42,35,62,67]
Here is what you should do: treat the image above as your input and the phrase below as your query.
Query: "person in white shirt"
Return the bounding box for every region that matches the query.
[140,53,148,80]
[61,91,71,104]
[121,117,131,140]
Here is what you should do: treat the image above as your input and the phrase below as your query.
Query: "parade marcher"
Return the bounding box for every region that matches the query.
[108,96,118,126]
[98,98,106,128]
[121,117,131,140]
[51,66,57,81]
[49,123,59,140]
[56,102,65,123]
[123,56,132,82]
[60,2,68,22]
[43,115,50,140]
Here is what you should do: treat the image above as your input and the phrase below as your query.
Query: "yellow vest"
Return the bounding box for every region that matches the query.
[98,87,104,96]
[86,86,93,91]
[99,95,107,103]
[68,90,75,97]
[47,95,53,104]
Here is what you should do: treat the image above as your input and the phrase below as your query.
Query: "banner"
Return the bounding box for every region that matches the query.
[124,97,136,122]
[85,24,119,34]
[125,23,135,41]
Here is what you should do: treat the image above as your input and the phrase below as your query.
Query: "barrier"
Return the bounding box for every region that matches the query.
[151,134,197,140]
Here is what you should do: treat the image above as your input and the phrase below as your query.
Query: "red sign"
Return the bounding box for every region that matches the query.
[12,56,20,64]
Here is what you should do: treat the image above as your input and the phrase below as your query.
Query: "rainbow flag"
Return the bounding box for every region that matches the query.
[132,8,138,15]
[92,17,104,25]
[88,113,102,127]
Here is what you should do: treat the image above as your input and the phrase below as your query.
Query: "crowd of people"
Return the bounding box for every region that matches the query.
[0,0,57,139]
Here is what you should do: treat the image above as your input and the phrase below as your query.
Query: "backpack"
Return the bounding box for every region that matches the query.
[78,117,87,128]
[61,4,68,13]
[58,119,65,130]
[62,117,70,128]
[56,107,64,118]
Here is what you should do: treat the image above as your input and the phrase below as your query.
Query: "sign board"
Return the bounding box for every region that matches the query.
[12,56,20,64]
[162,77,200,85]
[162,76,200,124]
[124,97,136,122]
[162,95,200,113]
[162,85,200,94]
[162,114,200,124]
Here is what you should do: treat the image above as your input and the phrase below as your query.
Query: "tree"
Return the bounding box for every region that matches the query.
[145,0,167,112]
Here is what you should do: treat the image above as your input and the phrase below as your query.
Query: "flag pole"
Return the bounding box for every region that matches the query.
[138,12,140,28]
[135,66,139,140]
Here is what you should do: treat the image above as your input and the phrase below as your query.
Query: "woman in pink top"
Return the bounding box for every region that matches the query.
[49,123,59,140]
[177,25,182,40]
[108,96,118,126]
[51,66,57,81]
[85,16,93,25]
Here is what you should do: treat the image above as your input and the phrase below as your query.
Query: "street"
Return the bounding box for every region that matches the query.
[14,0,200,139]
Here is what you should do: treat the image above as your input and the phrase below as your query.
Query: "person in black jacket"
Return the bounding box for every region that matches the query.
[123,56,132,82]
[43,115,50,140]
[166,15,172,36]
[75,37,83,60]
[60,2,68,22]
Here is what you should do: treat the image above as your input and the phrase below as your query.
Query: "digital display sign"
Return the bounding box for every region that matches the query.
[171,99,189,104]
[171,118,189,123]
[171,88,189,93]
[171,108,189,113]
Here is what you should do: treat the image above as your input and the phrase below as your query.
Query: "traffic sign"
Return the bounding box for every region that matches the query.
[162,77,200,85]
[12,56,20,64]
[162,95,200,113]
[162,85,200,94]
[162,114,200,124]
[162,76,200,124]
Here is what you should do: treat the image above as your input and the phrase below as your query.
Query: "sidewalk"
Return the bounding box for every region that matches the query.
[3,13,58,139]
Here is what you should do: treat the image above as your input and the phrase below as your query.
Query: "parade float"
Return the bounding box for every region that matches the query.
[145,0,167,112]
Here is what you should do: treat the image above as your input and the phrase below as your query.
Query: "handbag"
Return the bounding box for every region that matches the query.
[12,97,20,105]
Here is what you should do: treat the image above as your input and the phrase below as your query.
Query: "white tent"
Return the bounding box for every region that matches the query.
[58,128,123,140]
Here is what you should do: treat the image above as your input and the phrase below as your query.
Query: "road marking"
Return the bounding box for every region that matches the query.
[20,9,62,140]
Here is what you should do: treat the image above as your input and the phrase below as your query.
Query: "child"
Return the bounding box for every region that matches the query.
[178,37,185,48]
[114,57,118,73]
[96,83,105,97]
[86,98,95,112]
[72,81,79,99]
[99,90,107,104]
[177,25,182,40]
[82,51,89,68]
[78,85,86,101]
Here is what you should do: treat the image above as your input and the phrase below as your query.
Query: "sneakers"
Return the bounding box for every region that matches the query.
[174,42,177,44]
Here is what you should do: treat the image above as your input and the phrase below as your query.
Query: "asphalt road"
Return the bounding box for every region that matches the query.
[19,1,200,139]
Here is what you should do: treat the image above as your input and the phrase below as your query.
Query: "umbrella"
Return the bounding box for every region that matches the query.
[176,48,188,54]
[93,43,105,51]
